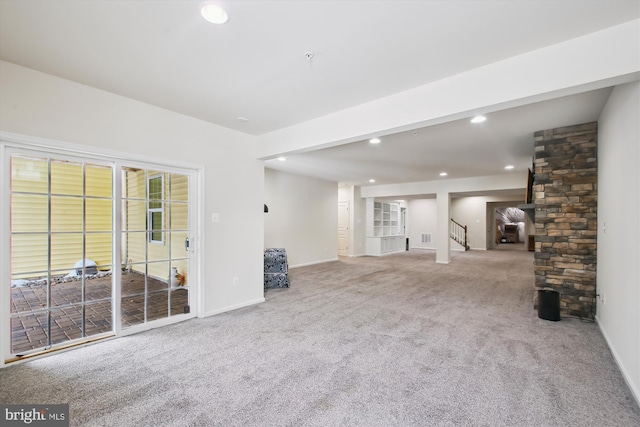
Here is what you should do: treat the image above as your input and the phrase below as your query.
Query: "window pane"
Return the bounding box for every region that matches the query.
[122,168,145,199]
[148,175,163,209]
[86,198,112,231]
[86,232,112,268]
[11,193,48,233]
[123,231,146,265]
[169,173,188,201]
[146,291,169,322]
[51,196,83,232]
[11,311,49,354]
[84,272,113,303]
[149,211,163,243]
[147,262,170,289]
[50,305,83,345]
[11,156,48,194]
[11,234,48,278]
[50,233,83,272]
[148,231,168,261]
[122,294,145,327]
[85,164,112,198]
[51,160,82,196]
[169,202,188,230]
[85,301,112,337]
[11,275,48,313]
[170,231,189,260]
[170,288,189,316]
[121,266,147,298]
[51,275,82,307]
[123,200,146,232]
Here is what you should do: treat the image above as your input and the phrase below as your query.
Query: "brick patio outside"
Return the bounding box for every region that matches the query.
[10,271,189,354]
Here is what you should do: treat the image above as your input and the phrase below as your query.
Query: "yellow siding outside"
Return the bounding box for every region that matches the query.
[10,157,112,278]
[11,156,48,193]
[11,158,187,286]
[124,171,189,286]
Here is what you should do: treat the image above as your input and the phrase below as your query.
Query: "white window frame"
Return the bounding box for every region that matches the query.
[147,173,164,244]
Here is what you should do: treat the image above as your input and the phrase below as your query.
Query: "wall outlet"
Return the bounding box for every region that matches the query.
[233,277,238,287]
[600,292,605,304]
[212,213,221,223]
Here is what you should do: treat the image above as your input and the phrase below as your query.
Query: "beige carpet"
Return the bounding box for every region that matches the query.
[0,248,638,426]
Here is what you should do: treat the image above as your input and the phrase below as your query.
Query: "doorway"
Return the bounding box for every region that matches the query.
[5,146,196,360]
[493,207,526,250]
[338,201,349,256]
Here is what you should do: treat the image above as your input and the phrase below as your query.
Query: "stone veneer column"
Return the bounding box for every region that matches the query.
[533,122,597,318]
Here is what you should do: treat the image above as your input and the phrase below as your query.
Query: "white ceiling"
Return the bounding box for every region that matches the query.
[1,1,638,187]
[265,88,613,186]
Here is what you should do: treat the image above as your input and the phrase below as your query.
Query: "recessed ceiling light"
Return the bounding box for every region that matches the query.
[237,116,249,122]
[439,172,448,176]
[201,4,229,24]
[470,115,486,123]
[277,157,286,162]
[369,138,381,144]
[505,165,514,170]
[369,179,376,183]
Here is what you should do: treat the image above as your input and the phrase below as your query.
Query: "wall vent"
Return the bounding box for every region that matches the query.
[421,233,432,243]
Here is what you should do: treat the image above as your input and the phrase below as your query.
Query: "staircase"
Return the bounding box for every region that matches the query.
[450,219,470,251]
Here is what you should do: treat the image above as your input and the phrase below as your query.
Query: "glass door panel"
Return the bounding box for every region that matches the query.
[120,169,190,329]
[9,154,114,355]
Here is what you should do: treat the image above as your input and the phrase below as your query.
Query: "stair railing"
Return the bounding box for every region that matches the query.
[450,219,469,251]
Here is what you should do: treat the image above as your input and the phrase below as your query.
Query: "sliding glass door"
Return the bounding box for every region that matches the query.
[6,147,195,359]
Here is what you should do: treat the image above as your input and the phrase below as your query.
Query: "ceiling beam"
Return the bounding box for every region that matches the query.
[257,19,640,160]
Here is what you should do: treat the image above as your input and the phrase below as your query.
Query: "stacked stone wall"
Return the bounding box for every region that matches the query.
[534,122,597,318]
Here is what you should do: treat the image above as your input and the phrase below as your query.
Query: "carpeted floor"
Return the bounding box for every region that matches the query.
[0,249,638,426]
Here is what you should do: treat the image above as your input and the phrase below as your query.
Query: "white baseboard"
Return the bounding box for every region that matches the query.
[596,315,640,408]
[289,258,339,269]
[201,297,265,318]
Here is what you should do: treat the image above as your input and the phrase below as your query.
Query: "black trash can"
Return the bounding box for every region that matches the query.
[538,290,560,321]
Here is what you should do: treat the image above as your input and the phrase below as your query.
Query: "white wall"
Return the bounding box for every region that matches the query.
[451,197,488,250]
[264,168,338,267]
[407,199,437,249]
[596,81,640,404]
[407,195,528,251]
[0,61,265,319]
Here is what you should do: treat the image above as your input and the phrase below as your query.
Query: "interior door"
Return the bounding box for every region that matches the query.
[338,202,349,256]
